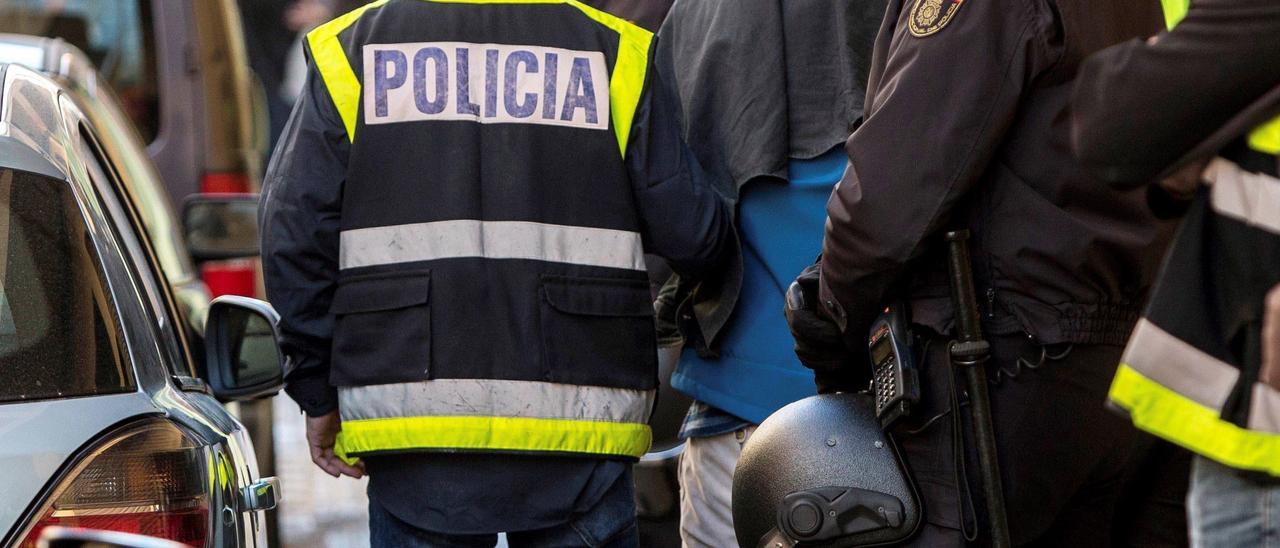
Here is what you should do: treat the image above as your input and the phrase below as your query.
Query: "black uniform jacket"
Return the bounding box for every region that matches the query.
[1072,0,1280,188]
[818,0,1174,373]
[581,0,672,31]
[1072,0,1280,435]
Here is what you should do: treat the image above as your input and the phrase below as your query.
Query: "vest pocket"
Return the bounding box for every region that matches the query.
[330,270,431,386]
[539,275,658,390]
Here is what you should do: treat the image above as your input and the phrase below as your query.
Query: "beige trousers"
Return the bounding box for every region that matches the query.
[677,426,757,548]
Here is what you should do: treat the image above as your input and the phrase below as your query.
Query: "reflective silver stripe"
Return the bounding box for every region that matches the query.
[338,379,656,423]
[339,220,646,271]
[1248,383,1280,435]
[1121,318,1239,411]
[1204,157,1280,236]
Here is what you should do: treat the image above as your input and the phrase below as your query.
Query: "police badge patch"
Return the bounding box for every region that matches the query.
[908,0,965,37]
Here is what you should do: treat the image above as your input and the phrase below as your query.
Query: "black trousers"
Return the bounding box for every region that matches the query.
[891,332,1189,547]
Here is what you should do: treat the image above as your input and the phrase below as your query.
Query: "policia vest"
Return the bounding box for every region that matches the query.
[1108,1,1280,476]
[305,0,658,462]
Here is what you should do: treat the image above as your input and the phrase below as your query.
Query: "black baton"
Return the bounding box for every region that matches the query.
[945,230,1011,548]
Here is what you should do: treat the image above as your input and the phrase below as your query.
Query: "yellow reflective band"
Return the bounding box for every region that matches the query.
[1249,118,1280,155]
[306,0,392,141]
[1109,363,1280,476]
[578,2,654,158]
[333,416,653,463]
[1160,0,1188,29]
[421,0,652,156]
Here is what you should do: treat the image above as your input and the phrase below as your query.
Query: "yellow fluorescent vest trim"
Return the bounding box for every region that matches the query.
[1109,364,1280,476]
[1249,119,1280,155]
[306,0,391,141]
[333,416,654,463]
[308,0,651,155]
[1160,0,1188,30]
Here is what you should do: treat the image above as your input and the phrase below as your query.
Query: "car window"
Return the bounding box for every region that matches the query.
[77,123,196,378]
[0,168,133,403]
[0,0,159,140]
[80,73,197,286]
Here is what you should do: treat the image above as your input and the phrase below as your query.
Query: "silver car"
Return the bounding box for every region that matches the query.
[0,64,281,547]
[0,33,213,335]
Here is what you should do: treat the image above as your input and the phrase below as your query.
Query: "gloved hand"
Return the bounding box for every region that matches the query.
[785,264,864,394]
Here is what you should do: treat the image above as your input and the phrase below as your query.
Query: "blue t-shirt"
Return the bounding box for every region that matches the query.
[672,148,847,426]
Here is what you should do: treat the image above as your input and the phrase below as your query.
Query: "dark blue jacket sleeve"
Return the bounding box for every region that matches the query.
[625,60,732,278]
[1071,0,1280,187]
[259,52,348,416]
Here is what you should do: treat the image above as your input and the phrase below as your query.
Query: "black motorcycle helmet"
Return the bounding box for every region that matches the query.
[732,393,921,547]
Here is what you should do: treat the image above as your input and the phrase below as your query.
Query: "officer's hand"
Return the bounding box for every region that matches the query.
[785,265,860,394]
[1159,158,1209,199]
[306,411,366,479]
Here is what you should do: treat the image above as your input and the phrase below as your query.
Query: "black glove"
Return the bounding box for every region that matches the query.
[785,264,864,394]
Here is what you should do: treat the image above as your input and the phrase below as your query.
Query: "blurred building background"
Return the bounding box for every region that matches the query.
[273,397,371,548]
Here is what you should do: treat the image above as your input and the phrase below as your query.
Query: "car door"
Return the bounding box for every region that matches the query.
[0,145,164,548]
[63,99,269,547]
[0,67,167,546]
[71,68,212,337]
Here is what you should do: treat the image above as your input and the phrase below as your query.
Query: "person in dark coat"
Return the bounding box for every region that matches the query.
[787,0,1182,544]
[1073,1,1280,546]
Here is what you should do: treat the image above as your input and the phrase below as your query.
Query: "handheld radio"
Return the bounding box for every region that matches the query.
[867,303,920,428]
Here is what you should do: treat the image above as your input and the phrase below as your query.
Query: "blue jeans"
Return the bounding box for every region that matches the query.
[1189,455,1280,547]
[368,469,639,548]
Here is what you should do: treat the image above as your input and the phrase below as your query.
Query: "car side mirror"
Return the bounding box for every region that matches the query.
[205,295,284,401]
[38,526,188,548]
[183,194,260,262]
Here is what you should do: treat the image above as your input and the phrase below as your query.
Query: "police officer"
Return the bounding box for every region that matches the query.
[1072,0,1280,545]
[787,0,1180,545]
[258,1,731,545]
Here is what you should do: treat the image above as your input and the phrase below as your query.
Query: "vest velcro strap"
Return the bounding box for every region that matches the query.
[335,416,653,462]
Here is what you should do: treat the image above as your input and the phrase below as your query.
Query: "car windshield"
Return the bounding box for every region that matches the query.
[0,168,133,403]
[0,0,158,141]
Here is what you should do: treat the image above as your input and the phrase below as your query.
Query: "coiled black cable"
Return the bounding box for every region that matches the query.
[991,337,1073,384]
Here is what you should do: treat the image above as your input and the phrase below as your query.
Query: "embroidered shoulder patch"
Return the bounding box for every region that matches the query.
[908,0,966,38]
